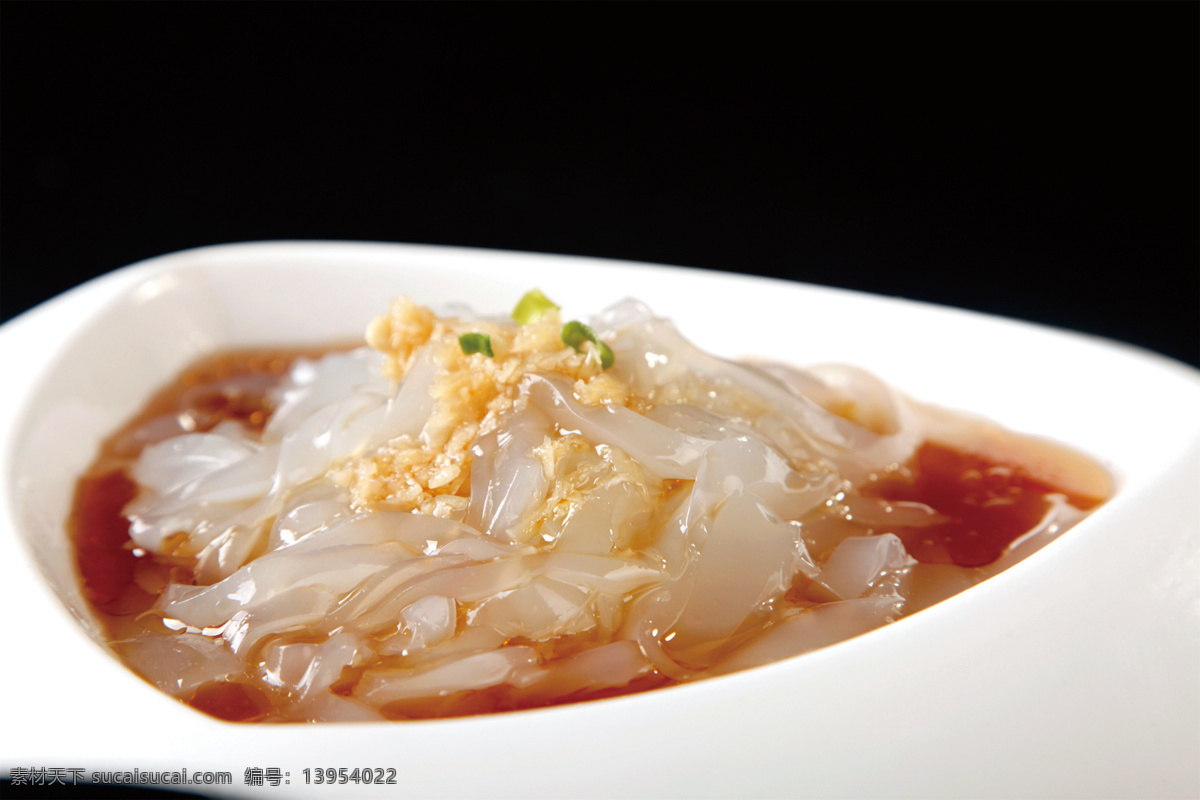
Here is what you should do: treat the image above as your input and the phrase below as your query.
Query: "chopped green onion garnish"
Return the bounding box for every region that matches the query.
[561,321,614,370]
[458,332,494,357]
[560,321,594,352]
[512,289,560,324]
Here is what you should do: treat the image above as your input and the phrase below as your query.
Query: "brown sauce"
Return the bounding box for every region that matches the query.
[188,680,274,723]
[71,469,147,616]
[864,442,1105,568]
[69,345,1105,722]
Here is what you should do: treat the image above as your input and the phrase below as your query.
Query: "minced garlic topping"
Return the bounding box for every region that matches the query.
[331,297,635,517]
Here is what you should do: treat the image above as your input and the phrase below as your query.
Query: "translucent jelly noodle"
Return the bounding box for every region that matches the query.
[70,292,1110,722]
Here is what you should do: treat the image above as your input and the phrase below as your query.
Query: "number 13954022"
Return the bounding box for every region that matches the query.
[303,768,398,785]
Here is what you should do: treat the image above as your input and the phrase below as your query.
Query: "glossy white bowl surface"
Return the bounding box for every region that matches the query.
[1,242,1197,798]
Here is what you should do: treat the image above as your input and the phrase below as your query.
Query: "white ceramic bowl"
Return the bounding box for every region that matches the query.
[2,242,1197,798]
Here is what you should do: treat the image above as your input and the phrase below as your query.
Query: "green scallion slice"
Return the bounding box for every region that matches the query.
[561,321,614,370]
[512,289,560,324]
[458,332,494,358]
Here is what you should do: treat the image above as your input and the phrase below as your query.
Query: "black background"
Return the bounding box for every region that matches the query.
[3,2,1197,367]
